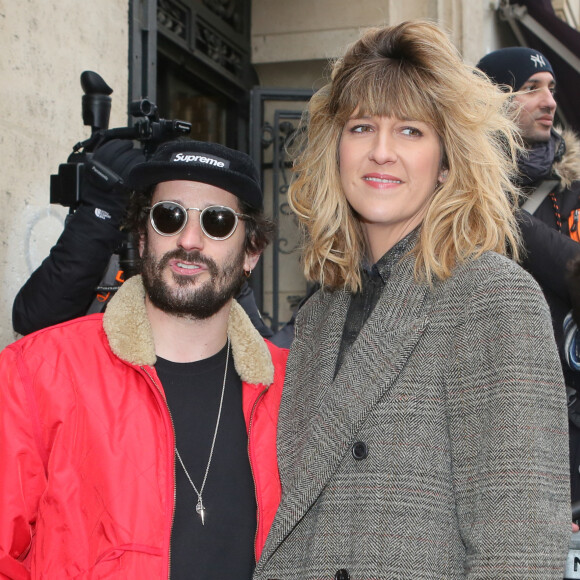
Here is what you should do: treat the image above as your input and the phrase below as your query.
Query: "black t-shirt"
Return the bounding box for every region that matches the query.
[155,343,257,580]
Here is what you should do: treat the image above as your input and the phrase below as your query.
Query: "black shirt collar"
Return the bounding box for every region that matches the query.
[362,228,419,285]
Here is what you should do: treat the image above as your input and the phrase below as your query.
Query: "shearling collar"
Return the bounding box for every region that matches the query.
[553,127,580,189]
[103,274,274,386]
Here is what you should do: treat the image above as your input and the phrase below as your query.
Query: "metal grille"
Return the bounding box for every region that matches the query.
[250,88,314,331]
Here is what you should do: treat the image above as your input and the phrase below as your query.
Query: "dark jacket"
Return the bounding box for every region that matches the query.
[12,205,125,335]
[517,128,580,376]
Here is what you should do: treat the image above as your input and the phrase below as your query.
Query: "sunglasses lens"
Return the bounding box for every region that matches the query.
[201,207,237,239]
[151,202,187,234]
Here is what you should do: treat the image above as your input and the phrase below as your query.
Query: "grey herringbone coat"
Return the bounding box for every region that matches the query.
[254,251,570,580]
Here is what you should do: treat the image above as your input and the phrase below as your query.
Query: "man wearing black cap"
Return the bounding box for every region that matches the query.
[12,140,277,344]
[0,139,289,579]
[477,47,580,500]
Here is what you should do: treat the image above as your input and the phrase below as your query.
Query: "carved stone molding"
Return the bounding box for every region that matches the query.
[202,0,243,33]
[196,19,243,76]
[157,0,188,41]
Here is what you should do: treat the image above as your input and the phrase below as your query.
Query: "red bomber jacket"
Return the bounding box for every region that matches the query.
[0,275,288,579]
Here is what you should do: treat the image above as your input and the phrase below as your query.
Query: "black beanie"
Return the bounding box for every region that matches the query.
[476,47,555,91]
[127,139,263,209]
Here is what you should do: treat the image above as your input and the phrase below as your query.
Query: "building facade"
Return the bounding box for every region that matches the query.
[0,0,578,348]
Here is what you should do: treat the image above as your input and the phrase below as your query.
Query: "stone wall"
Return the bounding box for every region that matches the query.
[251,0,498,71]
[2,1,575,347]
[0,1,129,348]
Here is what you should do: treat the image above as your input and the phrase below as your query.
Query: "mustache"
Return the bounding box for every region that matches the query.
[156,249,218,277]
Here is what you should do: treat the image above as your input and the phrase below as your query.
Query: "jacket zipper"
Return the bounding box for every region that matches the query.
[141,366,176,580]
[247,385,270,562]
[571,209,578,233]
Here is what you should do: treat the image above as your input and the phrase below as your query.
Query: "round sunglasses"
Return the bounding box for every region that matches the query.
[146,201,250,240]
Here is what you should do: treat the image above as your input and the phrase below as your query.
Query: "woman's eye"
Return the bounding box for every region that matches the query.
[401,127,422,137]
[350,124,373,133]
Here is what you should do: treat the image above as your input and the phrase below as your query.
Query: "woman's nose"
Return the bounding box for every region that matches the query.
[368,134,397,164]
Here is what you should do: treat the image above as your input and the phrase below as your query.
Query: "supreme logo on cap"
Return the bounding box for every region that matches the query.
[170,152,230,168]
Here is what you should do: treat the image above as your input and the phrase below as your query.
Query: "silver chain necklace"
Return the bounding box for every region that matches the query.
[175,337,230,526]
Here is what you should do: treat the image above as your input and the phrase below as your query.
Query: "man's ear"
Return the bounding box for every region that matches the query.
[244,251,261,273]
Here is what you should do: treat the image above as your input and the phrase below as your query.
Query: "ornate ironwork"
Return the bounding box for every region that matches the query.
[261,122,275,149]
[250,88,313,328]
[157,0,188,41]
[274,118,302,256]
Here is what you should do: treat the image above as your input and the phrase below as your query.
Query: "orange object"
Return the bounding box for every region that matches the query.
[569,209,579,242]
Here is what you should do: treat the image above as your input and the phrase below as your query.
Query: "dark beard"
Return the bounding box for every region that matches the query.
[141,246,245,319]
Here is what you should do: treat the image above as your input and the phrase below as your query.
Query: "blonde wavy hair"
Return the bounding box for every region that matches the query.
[288,20,522,291]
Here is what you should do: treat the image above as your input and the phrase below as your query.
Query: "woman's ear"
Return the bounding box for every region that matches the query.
[438,168,449,184]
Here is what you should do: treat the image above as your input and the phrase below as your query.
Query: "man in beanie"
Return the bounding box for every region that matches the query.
[478,47,580,500]
[0,139,289,579]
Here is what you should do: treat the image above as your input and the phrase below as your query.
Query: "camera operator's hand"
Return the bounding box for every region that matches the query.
[83,139,145,228]
[13,140,145,336]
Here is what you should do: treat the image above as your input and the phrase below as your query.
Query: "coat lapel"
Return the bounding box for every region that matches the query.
[257,257,430,570]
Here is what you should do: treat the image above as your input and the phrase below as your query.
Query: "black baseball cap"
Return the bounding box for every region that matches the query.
[127,139,263,209]
[476,47,555,92]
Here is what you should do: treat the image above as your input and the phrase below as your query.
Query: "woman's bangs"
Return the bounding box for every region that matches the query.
[339,65,439,125]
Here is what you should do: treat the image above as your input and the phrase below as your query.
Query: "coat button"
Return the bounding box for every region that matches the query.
[335,569,350,580]
[352,441,368,460]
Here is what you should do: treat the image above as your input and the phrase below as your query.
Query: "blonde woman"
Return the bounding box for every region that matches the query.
[254,21,570,580]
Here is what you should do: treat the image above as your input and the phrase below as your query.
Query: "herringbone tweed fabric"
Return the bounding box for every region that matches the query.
[254,251,570,580]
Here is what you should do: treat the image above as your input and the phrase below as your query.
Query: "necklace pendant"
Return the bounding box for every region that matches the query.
[196,499,206,525]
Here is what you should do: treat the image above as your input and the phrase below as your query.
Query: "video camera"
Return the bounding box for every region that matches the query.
[50,70,191,210]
